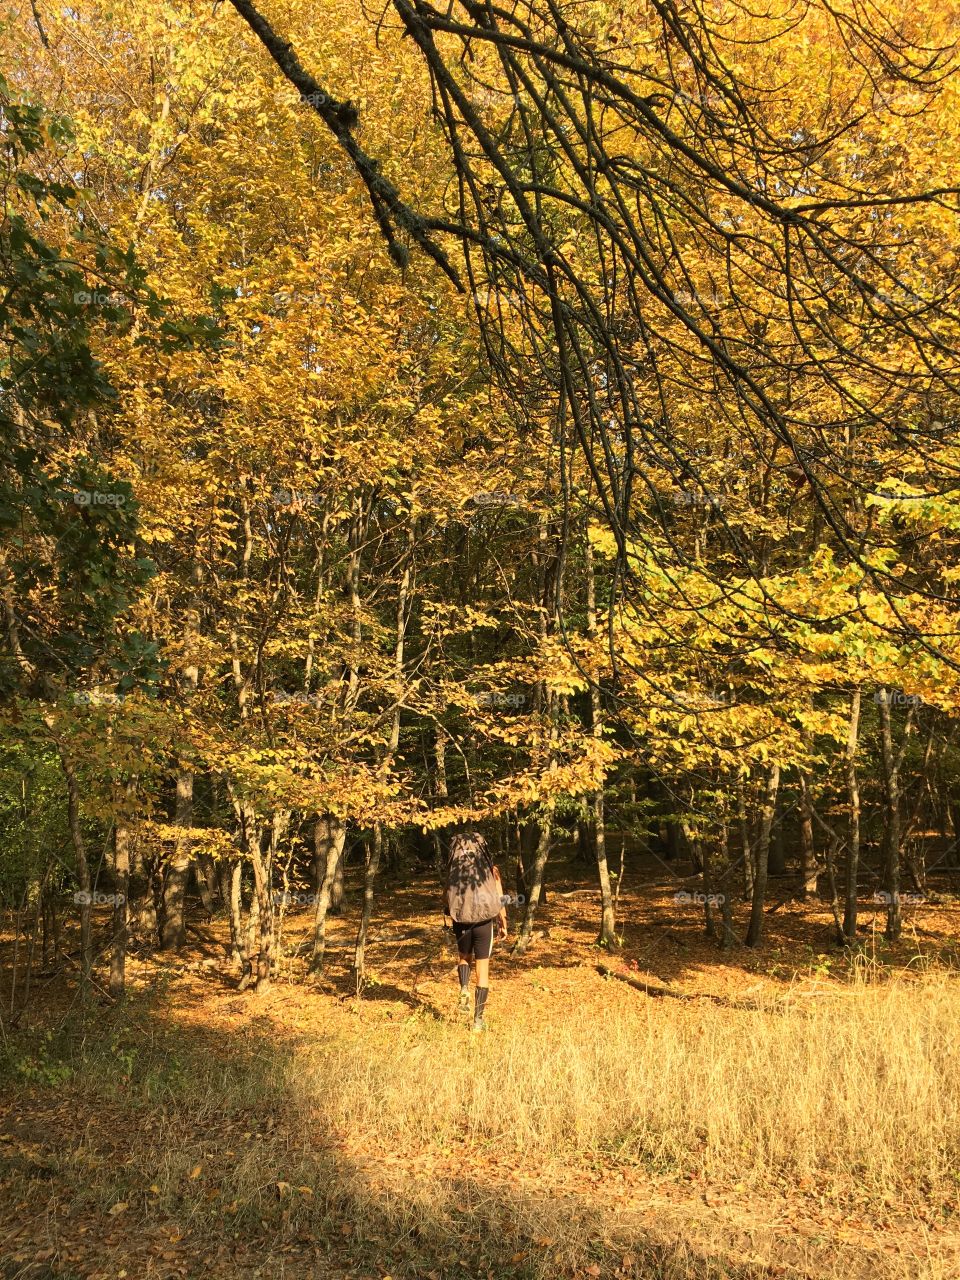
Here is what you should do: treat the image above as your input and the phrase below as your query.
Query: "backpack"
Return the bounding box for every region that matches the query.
[445,830,502,924]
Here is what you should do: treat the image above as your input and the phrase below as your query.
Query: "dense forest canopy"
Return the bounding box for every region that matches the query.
[2,0,960,992]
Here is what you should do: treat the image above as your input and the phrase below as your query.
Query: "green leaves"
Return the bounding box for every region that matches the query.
[0,80,160,700]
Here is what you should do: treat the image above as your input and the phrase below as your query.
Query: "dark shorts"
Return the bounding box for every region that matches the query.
[452,916,496,960]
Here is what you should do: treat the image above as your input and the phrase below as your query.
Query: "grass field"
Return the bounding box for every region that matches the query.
[2,857,959,1279]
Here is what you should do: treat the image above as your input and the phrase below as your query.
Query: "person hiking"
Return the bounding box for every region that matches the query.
[442,826,508,1032]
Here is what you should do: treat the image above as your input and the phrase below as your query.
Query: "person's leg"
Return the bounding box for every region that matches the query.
[471,920,494,1030]
[457,952,472,1011]
[452,921,473,1012]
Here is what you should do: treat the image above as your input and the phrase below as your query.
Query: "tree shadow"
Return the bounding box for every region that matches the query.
[0,998,890,1280]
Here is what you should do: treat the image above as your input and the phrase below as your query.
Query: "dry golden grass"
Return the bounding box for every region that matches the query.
[3,969,960,1278]
[3,894,960,1278]
[288,969,960,1200]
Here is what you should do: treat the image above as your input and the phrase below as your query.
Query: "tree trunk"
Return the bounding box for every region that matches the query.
[161,768,194,949]
[353,521,413,987]
[745,762,779,946]
[109,819,131,999]
[842,689,862,942]
[229,794,267,991]
[877,688,913,942]
[329,841,345,913]
[593,790,616,946]
[575,818,595,863]
[684,821,704,874]
[310,815,347,971]
[702,834,717,940]
[585,532,616,946]
[518,817,538,895]
[162,566,200,949]
[195,854,219,914]
[248,831,274,991]
[224,859,243,969]
[664,820,683,862]
[719,873,736,950]
[128,835,158,946]
[354,824,383,985]
[432,727,448,870]
[512,804,554,955]
[512,814,525,896]
[239,885,260,991]
[738,783,754,898]
[798,771,818,897]
[14,857,52,1018]
[55,739,92,994]
[769,790,786,876]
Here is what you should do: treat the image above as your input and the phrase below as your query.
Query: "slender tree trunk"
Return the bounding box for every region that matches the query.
[161,768,195,949]
[512,521,562,957]
[878,688,901,940]
[354,522,414,986]
[614,831,626,915]
[195,854,219,914]
[239,886,260,991]
[575,818,594,863]
[807,803,845,944]
[330,841,345,913]
[798,771,818,897]
[14,858,52,1018]
[228,792,266,991]
[877,689,913,941]
[517,817,537,895]
[432,727,448,870]
[354,824,383,985]
[719,868,736,950]
[738,783,754,897]
[109,818,131,999]
[665,820,683,863]
[224,859,243,969]
[248,831,274,990]
[593,790,616,945]
[715,816,736,949]
[585,534,616,946]
[510,814,523,896]
[769,790,786,876]
[128,835,157,946]
[842,689,862,942]
[162,563,200,949]
[311,815,347,971]
[745,762,780,946]
[53,737,92,993]
[702,834,717,940]
[684,820,704,875]
[513,803,555,955]
[903,734,933,891]
[511,510,561,953]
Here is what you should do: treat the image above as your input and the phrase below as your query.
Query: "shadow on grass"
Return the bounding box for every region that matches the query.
[0,991,828,1280]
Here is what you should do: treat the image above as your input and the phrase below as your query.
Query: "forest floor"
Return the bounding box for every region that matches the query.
[2,848,960,1280]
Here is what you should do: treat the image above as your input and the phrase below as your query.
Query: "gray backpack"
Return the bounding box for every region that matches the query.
[445,831,502,924]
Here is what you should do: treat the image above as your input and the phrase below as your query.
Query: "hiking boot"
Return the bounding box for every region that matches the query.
[457,987,471,1014]
[471,1016,486,1033]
